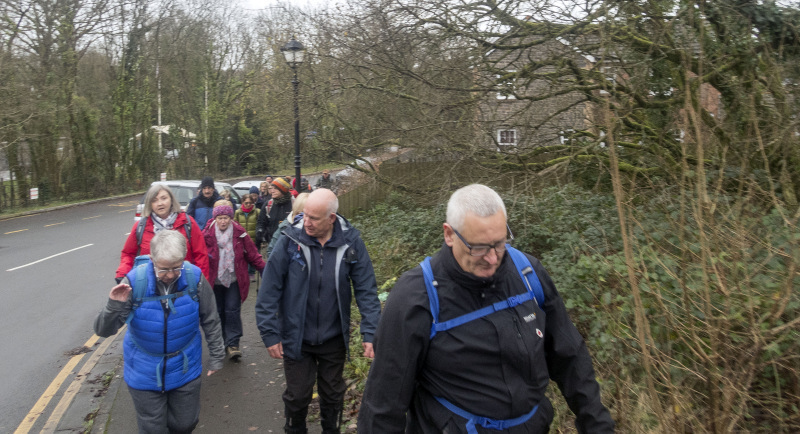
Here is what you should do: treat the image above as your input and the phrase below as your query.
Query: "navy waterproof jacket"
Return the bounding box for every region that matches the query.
[255,215,381,360]
[187,191,222,230]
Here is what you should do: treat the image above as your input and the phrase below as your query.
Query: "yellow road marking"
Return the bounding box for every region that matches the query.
[0,215,27,222]
[13,334,101,434]
[82,215,102,220]
[40,331,122,433]
[118,208,136,213]
[44,222,65,227]
[4,229,28,234]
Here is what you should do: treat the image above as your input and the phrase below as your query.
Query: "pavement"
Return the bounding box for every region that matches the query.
[56,286,325,433]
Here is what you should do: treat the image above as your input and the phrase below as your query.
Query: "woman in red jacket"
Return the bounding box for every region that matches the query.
[116,184,210,282]
[203,204,266,360]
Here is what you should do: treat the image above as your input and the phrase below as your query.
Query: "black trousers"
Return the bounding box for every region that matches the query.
[282,336,346,414]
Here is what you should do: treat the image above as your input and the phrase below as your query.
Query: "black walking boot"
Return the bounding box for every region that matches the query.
[320,402,343,434]
[284,407,308,434]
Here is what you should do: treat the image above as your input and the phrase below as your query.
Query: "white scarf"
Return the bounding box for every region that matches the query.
[215,224,235,287]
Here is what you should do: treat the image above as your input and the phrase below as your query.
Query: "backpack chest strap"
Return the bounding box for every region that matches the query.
[431,291,537,337]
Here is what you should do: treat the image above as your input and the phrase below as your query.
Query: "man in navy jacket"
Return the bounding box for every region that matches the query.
[187,176,221,229]
[255,188,381,434]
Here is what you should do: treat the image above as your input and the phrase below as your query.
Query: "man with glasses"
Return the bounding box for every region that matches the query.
[359,184,614,433]
[95,230,224,433]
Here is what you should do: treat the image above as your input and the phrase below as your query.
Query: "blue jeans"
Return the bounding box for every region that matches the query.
[214,281,242,348]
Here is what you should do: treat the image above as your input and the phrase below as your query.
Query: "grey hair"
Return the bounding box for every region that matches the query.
[142,184,181,217]
[326,193,339,215]
[446,184,507,231]
[149,230,187,264]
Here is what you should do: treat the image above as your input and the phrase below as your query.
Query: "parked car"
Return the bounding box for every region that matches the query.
[232,180,264,199]
[134,180,241,221]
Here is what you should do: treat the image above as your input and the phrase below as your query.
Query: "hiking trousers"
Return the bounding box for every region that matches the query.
[282,336,346,414]
[128,376,202,434]
[214,281,242,348]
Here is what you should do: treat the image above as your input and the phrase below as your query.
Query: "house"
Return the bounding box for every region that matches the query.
[478,33,723,155]
[133,125,198,158]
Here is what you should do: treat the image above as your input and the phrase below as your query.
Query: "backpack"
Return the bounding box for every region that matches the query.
[135,217,192,255]
[420,245,544,339]
[125,255,199,325]
[419,246,545,431]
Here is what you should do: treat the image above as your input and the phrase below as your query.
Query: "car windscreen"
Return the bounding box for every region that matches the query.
[139,186,197,207]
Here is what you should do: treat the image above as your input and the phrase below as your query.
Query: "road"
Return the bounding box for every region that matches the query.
[0,197,139,432]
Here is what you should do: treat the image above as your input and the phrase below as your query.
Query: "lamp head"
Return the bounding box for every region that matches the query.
[281,37,305,67]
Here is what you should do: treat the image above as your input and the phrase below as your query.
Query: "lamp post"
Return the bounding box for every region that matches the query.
[281,37,305,190]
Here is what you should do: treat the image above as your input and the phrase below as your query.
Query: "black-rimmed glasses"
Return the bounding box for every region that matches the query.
[451,224,514,257]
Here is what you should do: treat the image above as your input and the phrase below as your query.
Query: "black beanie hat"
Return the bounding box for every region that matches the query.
[200,176,214,190]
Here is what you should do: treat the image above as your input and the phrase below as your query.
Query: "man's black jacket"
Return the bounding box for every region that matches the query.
[358,244,614,433]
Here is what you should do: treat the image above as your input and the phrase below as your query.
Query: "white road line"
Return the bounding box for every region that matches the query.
[6,244,94,272]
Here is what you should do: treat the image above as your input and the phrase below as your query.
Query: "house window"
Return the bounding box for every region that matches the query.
[559,129,576,145]
[497,129,518,147]
[599,66,616,95]
[496,71,517,100]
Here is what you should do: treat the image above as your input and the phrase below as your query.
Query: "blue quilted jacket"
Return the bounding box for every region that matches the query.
[123,261,203,391]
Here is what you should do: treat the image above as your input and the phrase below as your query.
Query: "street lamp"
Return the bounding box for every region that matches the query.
[281,37,305,189]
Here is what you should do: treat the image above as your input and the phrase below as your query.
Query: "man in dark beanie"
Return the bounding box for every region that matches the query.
[187,176,222,230]
[255,177,294,250]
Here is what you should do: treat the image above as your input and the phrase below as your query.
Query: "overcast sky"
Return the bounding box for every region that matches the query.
[242,0,331,10]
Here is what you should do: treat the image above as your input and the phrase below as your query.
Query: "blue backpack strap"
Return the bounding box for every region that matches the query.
[420,257,440,339]
[506,245,544,308]
[434,291,536,335]
[126,261,150,325]
[147,262,200,312]
[434,396,538,434]
[182,261,199,301]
